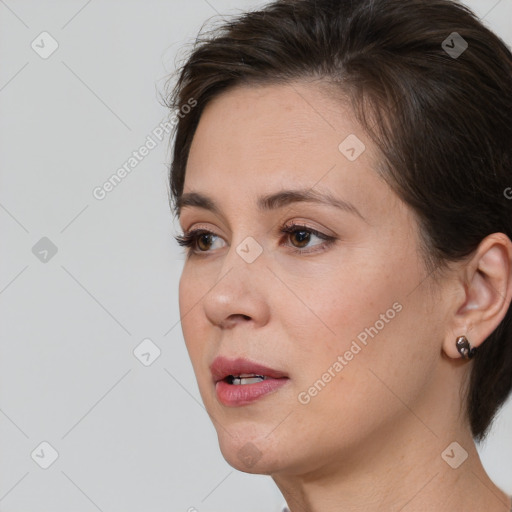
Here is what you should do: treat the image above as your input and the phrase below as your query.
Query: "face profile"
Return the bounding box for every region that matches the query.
[178,80,443,469]
[166,1,512,510]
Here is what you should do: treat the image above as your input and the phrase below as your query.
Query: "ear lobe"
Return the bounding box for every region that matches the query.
[443,234,512,360]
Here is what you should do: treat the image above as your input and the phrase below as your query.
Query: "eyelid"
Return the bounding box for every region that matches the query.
[182,219,333,239]
[280,220,334,239]
[174,221,337,257]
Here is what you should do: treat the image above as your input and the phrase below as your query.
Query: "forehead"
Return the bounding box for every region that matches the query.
[182,81,396,221]
[186,81,358,175]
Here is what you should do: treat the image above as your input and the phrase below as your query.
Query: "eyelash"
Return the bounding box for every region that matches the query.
[174,223,336,257]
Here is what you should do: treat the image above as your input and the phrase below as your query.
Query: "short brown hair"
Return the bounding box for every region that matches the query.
[166,0,512,441]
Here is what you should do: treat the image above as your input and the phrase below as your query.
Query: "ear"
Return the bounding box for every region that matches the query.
[443,233,512,360]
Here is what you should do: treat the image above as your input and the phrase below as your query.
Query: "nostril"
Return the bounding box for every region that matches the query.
[220,314,251,329]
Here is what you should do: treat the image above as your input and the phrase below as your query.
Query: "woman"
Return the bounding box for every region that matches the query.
[166,0,512,510]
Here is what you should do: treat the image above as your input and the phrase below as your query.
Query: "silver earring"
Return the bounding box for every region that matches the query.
[456,335,477,360]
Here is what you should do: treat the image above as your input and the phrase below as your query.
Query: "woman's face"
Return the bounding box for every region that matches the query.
[177,81,452,476]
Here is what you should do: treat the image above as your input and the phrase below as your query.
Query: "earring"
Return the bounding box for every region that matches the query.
[456,336,477,360]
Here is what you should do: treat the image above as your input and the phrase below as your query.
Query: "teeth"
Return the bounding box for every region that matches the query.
[233,377,265,385]
[227,374,267,385]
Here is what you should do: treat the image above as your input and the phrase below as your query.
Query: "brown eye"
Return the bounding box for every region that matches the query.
[197,233,214,251]
[174,229,225,254]
[175,223,335,257]
[289,230,311,248]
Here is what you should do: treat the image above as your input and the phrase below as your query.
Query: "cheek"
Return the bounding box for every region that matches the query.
[178,267,192,320]
[289,253,425,394]
[297,263,438,422]
[178,267,207,365]
[178,262,210,322]
[299,260,401,350]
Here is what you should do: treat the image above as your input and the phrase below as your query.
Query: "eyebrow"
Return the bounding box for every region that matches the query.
[176,188,366,221]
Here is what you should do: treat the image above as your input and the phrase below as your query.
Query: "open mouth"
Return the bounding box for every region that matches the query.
[224,374,270,385]
[210,356,288,384]
[215,375,289,406]
[210,356,289,405]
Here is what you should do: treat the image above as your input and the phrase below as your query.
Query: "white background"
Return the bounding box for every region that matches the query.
[0,1,511,511]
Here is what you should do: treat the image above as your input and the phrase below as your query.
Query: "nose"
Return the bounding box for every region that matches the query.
[201,240,271,331]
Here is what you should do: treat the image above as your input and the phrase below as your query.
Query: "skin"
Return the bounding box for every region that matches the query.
[176,80,512,512]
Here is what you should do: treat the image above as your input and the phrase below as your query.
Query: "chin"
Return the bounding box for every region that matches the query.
[216,430,285,475]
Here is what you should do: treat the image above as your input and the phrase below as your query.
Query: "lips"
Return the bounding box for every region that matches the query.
[211,356,290,407]
[210,356,289,384]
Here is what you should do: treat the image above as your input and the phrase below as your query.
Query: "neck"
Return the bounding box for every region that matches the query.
[273,426,510,512]
[271,365,511,512]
